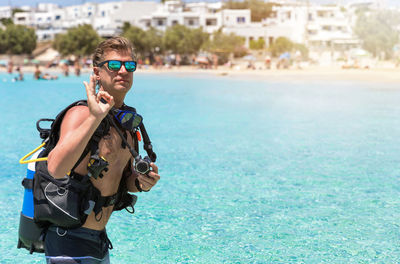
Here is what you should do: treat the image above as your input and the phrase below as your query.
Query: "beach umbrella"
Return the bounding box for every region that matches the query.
[350,48,369,57]
[279,52,290,60]
[196,56,209,64]
[242,55,256,61]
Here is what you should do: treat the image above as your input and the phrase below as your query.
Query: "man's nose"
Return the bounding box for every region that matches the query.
[118,63,128,73]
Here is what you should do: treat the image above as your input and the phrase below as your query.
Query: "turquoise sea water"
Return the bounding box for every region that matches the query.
[1,72,400,263]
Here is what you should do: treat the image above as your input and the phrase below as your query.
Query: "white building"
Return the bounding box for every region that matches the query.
[7,0,366,59]
[0,6,12,20]
[13,1,160,40]
[306,5,359,52]
[95,1,158,34]
[14,11,35,27]
[10,1,257,45]
[223,1,360,62]
[138,1,248,35]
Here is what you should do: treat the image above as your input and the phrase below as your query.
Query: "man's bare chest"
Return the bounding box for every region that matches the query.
[98,127,133,167]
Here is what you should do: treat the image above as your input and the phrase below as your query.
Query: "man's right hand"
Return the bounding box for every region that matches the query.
[83,75,114,119]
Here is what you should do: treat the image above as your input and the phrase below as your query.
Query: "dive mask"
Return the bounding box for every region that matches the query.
[111,106,143,131]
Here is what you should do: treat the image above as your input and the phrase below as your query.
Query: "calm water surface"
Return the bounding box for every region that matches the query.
[0,72,400,263]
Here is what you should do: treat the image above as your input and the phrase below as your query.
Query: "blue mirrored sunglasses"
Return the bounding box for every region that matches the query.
[98,60,137,72]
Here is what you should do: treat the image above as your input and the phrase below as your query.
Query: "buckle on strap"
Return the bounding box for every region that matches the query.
[100,193,119,207]
[22,178,33,189]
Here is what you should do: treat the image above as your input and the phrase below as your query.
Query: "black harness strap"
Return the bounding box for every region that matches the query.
[22,178,33,189]
[98,193,119,208]
[139,123,157,162]
[70,147,90,173]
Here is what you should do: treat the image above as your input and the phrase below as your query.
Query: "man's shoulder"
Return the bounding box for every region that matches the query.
[67,104,89,113]
[61,104,90,127]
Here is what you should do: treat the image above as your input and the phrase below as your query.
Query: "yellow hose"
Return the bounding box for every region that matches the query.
[19,142,48,164]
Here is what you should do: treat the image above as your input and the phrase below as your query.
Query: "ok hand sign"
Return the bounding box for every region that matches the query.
[83,75,114,119]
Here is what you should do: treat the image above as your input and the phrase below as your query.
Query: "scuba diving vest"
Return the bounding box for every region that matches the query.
[17,100,156,254]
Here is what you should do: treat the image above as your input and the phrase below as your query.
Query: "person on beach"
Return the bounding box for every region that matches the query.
[7,60,13,74]
[264,55,271,70]
[34,64,58,80]
[74,58,81,76]
[175,54,181,68]
[44,36,160,263]
[14,66,23,81]
[34,64,41,80]
[212,54,218,69]
[62,62,69,76]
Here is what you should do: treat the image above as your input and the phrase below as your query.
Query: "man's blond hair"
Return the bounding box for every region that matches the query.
[92,36,136,66]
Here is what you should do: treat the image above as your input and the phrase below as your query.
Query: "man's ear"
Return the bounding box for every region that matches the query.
[93,67,100,80]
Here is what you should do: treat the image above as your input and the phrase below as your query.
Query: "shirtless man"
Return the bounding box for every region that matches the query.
[45,37,160,263]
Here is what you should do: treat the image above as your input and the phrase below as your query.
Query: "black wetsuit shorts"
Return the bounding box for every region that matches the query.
[45,226,112,264]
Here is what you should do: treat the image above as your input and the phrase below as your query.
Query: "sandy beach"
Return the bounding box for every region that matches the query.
[139,66,400,84]
[2,64,400,84]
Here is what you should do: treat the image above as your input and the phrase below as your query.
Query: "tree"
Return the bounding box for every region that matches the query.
[145,27,164,54]
[12,8,25,16]
[123,25,148,55]
[123,25,163,57]
[224,0,247,10]
[0,18,13,26]
[53,24,101,56]
[163,24,208,55]
[249,38,265,50]
[122,22,131,34]
[293,43,309,60]
[2,24,36,54]
[187,27,209,54]
[268,37,308,59]
[354,10,400,59]
[269,37,293,57]
[0,28,6,53]
[224,0,278,22]
[204,30,246,58]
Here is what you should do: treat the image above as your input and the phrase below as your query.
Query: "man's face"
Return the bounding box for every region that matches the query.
[95,49,134,96]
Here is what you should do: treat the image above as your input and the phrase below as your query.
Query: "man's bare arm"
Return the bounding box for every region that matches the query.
[47,75,114,178]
